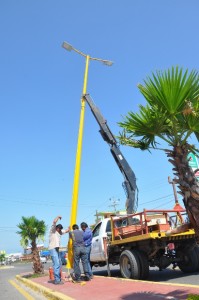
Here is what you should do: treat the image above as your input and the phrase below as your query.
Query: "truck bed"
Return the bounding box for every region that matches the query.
[109,208,195,246]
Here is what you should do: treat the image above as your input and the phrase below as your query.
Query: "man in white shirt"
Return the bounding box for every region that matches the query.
[49,215,69,284]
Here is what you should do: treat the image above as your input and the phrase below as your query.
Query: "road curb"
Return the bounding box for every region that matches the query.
[0,266,14,270]
[16,275,74,300]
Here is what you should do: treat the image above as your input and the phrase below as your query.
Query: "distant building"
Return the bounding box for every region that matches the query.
[7,252,22,259]
[24,244,44,254]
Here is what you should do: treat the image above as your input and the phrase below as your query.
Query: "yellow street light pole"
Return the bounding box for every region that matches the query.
[62,41,113,269]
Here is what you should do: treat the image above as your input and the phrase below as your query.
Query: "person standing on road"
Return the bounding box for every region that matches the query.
[69,224,90,282]
[49,215,69,285]
[80,222,93,278]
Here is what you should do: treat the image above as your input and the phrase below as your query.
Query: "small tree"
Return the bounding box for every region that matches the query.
[17,216,47,273]
[0,251,6,264]
[118,66,199,238]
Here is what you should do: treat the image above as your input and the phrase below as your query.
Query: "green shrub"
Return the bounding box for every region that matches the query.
[188,294,199,300]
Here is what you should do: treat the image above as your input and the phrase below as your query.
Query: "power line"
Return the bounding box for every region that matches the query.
[139,180,168,192]
[0,227,16,228]
[152,199,177,209]
[139,194,173,206]
[0,197,97,207]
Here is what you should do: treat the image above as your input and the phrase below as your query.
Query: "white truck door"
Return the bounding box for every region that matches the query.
[91,219,112,262]
[90,221,105,261]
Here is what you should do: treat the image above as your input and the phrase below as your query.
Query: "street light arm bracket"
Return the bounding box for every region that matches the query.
[62,41,113,65]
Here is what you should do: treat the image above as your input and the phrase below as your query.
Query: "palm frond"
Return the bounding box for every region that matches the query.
[17,216,47,247]
[138,66,199,114]
[117,130,152,151]
[119,66,199,150]
[118,104,175,148]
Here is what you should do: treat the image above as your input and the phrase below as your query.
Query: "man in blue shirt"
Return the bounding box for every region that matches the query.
[80,222,93,278]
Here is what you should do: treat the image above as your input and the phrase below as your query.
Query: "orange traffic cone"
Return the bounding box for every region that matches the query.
[49,267,63,281]
[49,267,54,280]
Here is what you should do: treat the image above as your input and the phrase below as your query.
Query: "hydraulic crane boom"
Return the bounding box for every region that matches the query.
[83,94,138,214]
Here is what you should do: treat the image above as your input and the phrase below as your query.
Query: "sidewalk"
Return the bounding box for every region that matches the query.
[16,273,199,300]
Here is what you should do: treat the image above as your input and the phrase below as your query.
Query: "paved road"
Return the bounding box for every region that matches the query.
[92,264,199,286]
[0,262,47,300]
[0,265,25,300]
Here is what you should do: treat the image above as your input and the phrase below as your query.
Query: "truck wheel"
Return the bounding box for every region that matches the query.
[119,249,140,279]
[177,248,199,273]
[134,250,149,280]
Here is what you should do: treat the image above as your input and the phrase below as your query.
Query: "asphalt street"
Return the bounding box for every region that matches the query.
[92,264,199,286]
[0,263,46,300]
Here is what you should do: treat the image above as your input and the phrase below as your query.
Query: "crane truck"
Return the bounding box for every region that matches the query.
[83,94,199,280]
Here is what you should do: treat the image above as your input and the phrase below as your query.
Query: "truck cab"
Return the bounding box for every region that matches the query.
[90,218,111,264]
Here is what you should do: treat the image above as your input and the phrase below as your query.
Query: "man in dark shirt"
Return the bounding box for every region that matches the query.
[69,224,90,282]
[81,222,93,278]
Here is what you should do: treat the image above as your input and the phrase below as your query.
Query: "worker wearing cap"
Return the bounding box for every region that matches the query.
[80,222,93,278]
[49,215,69,285]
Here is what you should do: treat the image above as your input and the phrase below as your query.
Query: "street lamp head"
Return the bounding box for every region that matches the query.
[102,60,114,66]
[62,41,73,51]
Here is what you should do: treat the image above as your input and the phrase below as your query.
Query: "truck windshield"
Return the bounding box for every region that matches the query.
[93,222,102,237]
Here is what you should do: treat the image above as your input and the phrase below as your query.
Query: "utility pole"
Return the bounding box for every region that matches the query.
[168,176,184,225]
[168,176,179,204]
[94,210,100,223]
[109,197,120,213]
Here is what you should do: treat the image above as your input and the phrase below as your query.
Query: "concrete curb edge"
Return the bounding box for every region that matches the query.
[16,275,74,300]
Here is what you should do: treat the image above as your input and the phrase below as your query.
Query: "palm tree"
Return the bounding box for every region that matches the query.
[17,216,47,273]
[0,251,6,264]
[118,66,199,238]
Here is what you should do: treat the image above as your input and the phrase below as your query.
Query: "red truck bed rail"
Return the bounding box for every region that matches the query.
[110,207,187,240]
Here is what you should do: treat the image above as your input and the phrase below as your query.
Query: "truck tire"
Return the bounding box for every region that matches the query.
[119,249,140,279]
[134,249,149,280]
[177,248,199,273]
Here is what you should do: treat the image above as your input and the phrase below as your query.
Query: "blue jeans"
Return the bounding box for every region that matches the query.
[49,248,62,283]
[73,246,89,280]
[85,245,92,276]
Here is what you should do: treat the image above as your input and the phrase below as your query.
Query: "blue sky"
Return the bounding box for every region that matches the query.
[1,1,199,253]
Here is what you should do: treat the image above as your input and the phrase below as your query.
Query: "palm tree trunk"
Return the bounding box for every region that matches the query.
[166,144,199,239]
[31,240,43,274]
